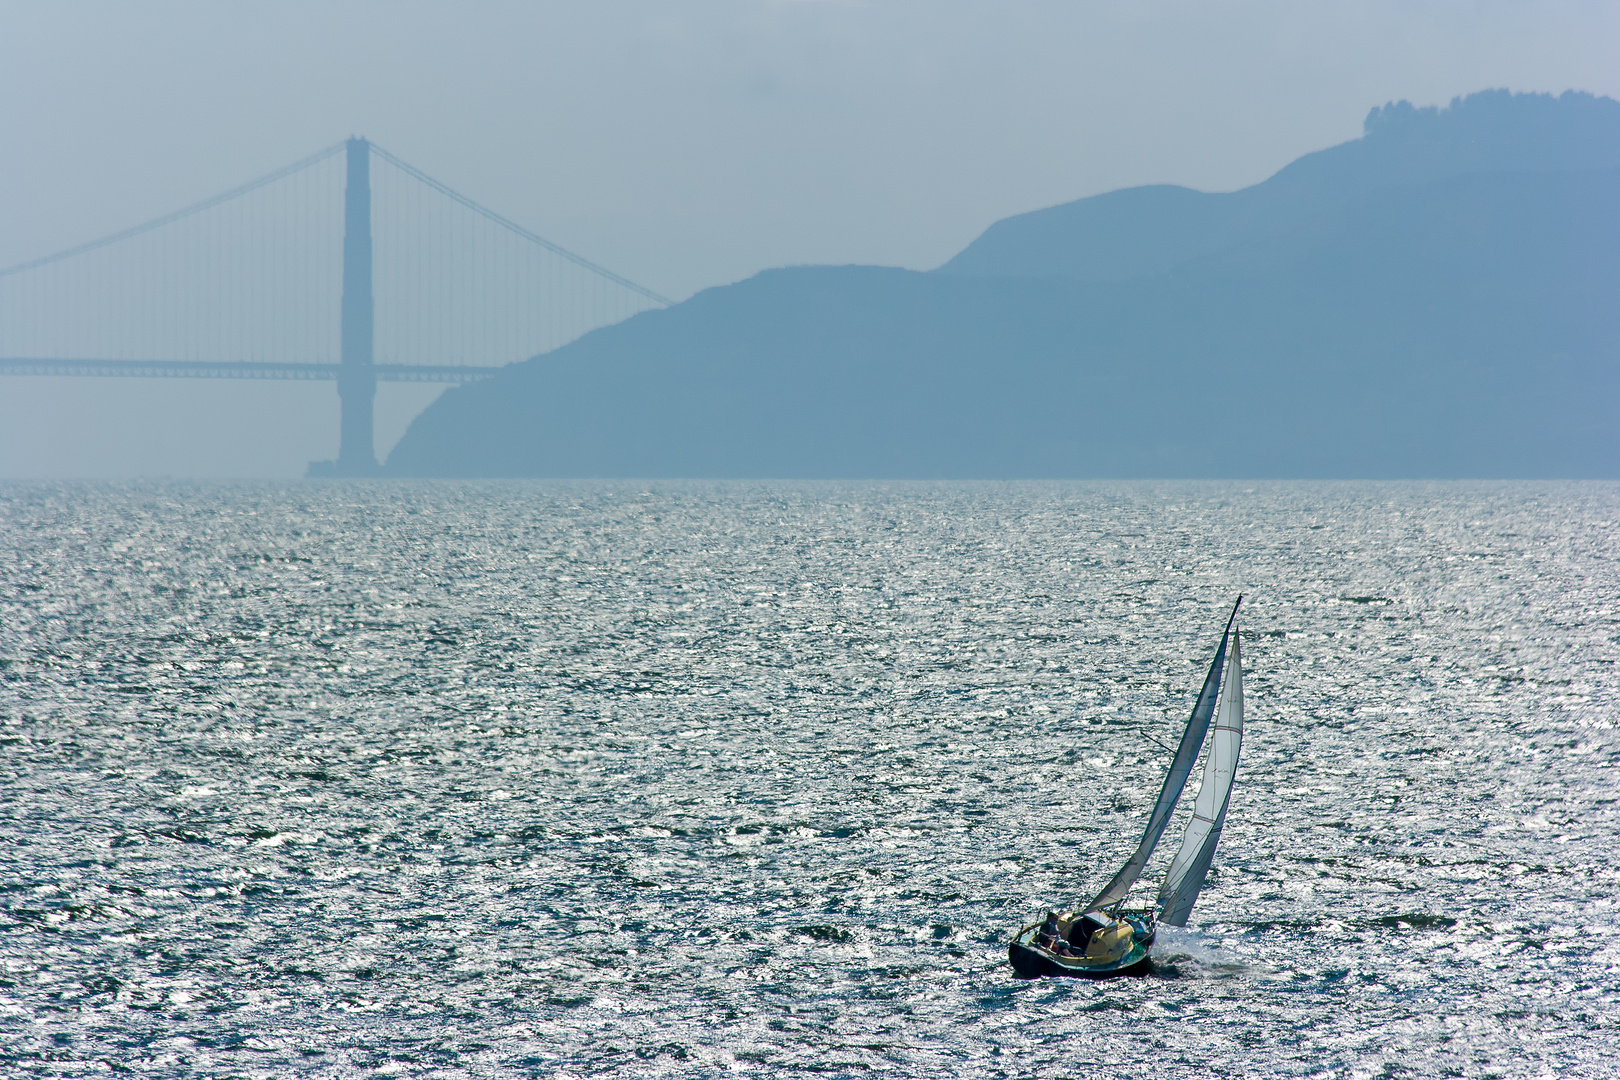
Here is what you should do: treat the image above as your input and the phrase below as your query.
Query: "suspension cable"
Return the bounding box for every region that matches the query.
[0,142,347,279]
[368,142,671,306]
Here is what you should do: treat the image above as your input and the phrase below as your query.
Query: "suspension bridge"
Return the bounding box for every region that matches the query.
[0,138,671,475]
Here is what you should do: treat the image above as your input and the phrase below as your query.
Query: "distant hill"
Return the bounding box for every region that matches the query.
[386,90,1620,478]
[939,89,1620,284]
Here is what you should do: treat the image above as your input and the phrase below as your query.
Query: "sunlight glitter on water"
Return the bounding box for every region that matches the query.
[0,481,1616,1077]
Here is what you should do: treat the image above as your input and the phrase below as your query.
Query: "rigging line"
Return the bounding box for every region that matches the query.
[0,141,347,280]
[367,142,673,307]
[1140,731,1175,756]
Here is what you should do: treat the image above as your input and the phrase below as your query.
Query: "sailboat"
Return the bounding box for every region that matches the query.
[1008,596,1246,979]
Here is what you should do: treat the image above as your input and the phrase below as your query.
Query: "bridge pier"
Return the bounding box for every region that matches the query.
[337,361,377,474]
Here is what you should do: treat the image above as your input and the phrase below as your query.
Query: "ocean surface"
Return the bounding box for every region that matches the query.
[0,481,1616,1078]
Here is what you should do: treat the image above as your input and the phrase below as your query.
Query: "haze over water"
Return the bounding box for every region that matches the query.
[1,481,1615,1077]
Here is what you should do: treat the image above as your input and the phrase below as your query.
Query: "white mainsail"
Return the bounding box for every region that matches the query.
[1157,622,1244,926]
[1082,598,1241,914]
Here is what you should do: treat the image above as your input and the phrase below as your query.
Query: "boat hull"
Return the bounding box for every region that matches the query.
[1008,939,1150,979]
[1007,920,1152,980]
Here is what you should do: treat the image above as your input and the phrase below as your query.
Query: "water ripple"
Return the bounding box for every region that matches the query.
[0,480,1616,1077]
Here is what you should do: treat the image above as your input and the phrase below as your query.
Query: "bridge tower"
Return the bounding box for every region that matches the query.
[337,136,377,475]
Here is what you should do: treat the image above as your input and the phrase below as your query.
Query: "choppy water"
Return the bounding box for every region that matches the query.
[0,481,1616,1078]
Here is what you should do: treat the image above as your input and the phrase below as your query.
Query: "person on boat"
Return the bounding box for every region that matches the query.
[1037,912,1071,954]
[1036,906,1062,952]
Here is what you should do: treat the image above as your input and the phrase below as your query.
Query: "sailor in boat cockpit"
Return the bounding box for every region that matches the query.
[1037,911,1083,957]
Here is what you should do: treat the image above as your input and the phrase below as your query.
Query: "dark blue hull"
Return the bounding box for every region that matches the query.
[1008,938,1151,979]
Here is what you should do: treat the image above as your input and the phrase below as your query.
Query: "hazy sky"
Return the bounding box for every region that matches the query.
[2,0,1617,477]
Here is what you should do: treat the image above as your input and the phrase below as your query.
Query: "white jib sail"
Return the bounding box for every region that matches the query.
[1157,622,1244,927]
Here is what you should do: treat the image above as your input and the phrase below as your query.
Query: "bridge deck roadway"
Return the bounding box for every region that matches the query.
[0,359,500,383]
